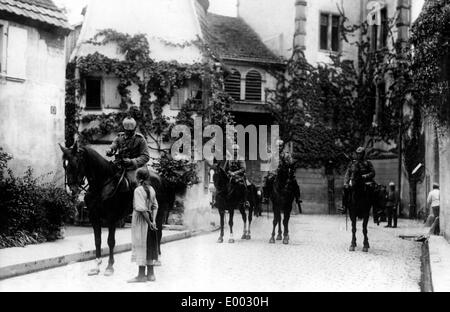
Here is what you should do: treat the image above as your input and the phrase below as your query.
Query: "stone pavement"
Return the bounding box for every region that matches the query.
[0,225,215,281]
[0,214,427,292]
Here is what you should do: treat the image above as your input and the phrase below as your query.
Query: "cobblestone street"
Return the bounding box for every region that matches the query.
[0,214,424,292]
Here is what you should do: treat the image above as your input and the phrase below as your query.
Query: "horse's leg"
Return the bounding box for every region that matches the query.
[88,220,102,276]
[362,214,370,252]
[270,203,278,244]
[104,222,116,276]
[240,204,247,240]
[349,215,357,252]
[228,208,235,244]
[282,204,292,245]
[247,200,253,240]
[277,214,283,241]
[218,209,225,243]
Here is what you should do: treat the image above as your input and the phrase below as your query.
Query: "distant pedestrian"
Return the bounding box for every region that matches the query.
[385,182,399,228]
[427,183,440,235]
[128,168,159,283]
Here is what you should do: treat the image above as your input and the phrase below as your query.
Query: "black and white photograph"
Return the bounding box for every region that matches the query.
[0,0,449,297]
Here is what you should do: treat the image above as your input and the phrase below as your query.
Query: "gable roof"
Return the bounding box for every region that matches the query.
[0,0,71,31]
[201,13,283,65]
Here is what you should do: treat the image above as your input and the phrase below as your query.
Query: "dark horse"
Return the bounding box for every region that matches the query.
[342,162,374,253]
[211,162,256,243]
[263,166,301,245]
[60,142,183,275]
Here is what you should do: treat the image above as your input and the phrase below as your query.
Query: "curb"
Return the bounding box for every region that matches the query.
[420,239,434,292]
[0,226,220,281]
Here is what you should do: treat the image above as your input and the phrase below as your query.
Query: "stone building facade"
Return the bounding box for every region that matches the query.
[0,0,71,183]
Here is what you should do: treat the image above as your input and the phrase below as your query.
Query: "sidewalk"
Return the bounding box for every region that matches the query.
[0,224,218,280]
[428,235,450,292]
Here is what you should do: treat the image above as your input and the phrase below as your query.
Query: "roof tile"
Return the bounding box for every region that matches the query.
[0,0,71,31]
[201,13,283,64]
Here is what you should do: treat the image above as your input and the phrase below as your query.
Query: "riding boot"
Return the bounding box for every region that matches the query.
[127,266,147,283]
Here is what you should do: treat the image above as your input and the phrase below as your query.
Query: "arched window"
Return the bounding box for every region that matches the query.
[224,69,241,101]
[245,70,262,101]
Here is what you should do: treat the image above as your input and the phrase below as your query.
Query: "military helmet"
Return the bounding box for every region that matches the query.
[123,117,137,130]
[276,139,284,147]
[389,182,396,187]
[232,144,240,151]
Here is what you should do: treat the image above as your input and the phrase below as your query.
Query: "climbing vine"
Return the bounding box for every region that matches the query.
[65,29,235,186]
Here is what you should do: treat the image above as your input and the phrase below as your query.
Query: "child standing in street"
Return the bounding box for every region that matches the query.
[128,168,159,283]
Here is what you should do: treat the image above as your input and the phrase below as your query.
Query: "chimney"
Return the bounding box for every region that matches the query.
[196,0,210,14]
[294,0,307,52]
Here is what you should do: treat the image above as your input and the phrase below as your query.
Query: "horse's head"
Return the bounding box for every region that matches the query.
[59,142,86,195]
[211,162,228,190]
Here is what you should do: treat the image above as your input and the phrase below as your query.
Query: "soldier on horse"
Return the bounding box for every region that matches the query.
[106,117,150,190]
[342,147,376,252]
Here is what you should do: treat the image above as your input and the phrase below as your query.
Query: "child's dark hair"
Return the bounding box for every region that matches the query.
[136,168,151,200]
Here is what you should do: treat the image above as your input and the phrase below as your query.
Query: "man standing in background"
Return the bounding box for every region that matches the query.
[427,183,440,235]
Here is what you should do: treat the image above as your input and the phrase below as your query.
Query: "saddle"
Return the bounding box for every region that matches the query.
[100,170,131,201]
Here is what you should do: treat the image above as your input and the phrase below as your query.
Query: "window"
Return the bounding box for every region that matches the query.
[224,69,241,101]
[320,13,340,52]
[245,70,262,101]
[170,88,186,110]
[85,78,102,109]
[320,14,329,50]
[371,8,388,51]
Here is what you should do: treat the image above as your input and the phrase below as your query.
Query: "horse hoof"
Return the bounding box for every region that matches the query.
[246,235,251,240]
[104,268,114,277]
[147,274,156,282]
[269,238,275,244]
[241,234,247,240]
[363,247,369,253]
[229,239,235,244]
[349,246,356,252]
[276,235,283,241]
[283,239,289,245]
[88,268,100,276]
[217,238,224,244]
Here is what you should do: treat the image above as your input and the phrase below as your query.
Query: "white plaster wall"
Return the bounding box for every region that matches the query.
[303,0,362,65]
[237,0,296,60]
[0,24,66,183]
[439,134,450,239]
[72,0,204,64]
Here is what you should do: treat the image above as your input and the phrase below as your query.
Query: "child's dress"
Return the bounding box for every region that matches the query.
[131,185,159,266]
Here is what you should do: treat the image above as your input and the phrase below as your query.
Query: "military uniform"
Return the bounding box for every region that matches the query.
[108,132,150,186]
[344,159,376,188]
[225,158,247,182]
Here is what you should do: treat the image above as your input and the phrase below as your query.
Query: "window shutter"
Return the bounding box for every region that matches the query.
[245,70,262,102]
[225,69,241,101]
[6,26,27,79]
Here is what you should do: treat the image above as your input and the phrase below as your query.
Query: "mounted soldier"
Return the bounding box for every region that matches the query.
[225,144,250,187]
[343,147,375,193]
[342,146,377,252]
[106,117,150,190]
